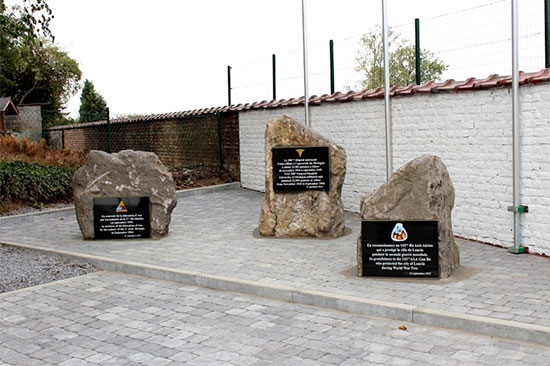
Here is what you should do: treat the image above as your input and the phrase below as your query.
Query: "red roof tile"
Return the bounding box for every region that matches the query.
[48,68,550,131]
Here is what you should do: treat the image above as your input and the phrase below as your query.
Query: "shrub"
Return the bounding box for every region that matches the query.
[0,135,86,169]
[0,161,73,206]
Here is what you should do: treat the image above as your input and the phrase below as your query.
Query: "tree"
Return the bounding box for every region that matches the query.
[355,26,447,90]
[78,80,107,122]
[0,0,82,127]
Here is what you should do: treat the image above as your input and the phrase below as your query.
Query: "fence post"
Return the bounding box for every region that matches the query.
[330,40,335,94]
[62,129,65,150]
[272,54,277,100]
[106,107,111,153]
[545,0,549,67]
[227,66,232,106]
[216,112,224,171]
[415,18,421,85]
[1,111,5,135]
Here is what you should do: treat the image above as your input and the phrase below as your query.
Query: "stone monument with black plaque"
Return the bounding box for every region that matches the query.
[93,197,151,239]
[258,115,346,238]
[357,155,460,278]
[73,150,177,240]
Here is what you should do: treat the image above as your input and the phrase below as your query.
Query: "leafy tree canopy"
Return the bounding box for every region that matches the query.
[355,26,447,90]
[0,0,82,127]
[78,79,107,122]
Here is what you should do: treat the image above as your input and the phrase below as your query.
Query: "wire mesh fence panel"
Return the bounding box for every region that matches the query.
[416,0,545,81]
[42,111,241,179]
[43,129,64,149]
[108,115,221,169]
[3,105,43,142]
[226,0,548,103]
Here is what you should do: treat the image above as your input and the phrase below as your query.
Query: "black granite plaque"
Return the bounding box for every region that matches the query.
[361,221,439,277]
[93,197,150,239]
[272,146,330,192]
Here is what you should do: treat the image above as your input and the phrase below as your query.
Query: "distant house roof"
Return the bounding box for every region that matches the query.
[0,98,19,115]
[47,67,550,131]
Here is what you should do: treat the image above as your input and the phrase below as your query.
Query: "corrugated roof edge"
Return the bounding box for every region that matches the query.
[48,68,550,131]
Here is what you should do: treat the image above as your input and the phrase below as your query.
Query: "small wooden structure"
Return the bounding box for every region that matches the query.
[0,97,19,135]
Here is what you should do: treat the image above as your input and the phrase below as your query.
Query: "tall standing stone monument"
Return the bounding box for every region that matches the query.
[357,155,460,278]
[73,150,177,239]
[259,115,346,238]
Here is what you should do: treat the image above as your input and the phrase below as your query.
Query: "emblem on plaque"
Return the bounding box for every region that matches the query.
[116,200,128,213]
[295,148,305,157]
[391,223,408,242]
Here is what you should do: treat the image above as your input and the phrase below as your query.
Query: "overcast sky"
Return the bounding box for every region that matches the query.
[14,0,546,117]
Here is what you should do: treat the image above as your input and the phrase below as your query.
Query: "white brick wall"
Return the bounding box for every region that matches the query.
[240,107,304,193]
[239,83,550,255]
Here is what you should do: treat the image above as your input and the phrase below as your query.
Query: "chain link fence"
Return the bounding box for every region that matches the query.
[227,0,548,104]
[43,110,240,180]
[2,105,43,142]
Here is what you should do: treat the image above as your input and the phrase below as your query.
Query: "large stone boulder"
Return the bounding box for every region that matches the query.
[357,155,460,278]
[73,150,177,239]
[259,115,346,237]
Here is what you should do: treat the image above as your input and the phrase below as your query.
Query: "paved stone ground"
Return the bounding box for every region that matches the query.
[1,189,549,329]
[1,271,548,366]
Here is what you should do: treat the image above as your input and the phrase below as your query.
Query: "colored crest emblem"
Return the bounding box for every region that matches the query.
[116,200,128,213]
[391,222,408,242]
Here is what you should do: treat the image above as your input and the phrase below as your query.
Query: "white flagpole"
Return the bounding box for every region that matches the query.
[382,0,392,180]
[302,0,310,127]
[510,0,523,253]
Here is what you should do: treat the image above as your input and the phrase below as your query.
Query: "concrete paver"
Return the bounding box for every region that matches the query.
[1,188,550,344]
[1,271,548,365]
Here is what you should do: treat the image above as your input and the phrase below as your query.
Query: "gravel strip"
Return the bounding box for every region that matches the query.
[0,243,97,293]
[0,203,73,217]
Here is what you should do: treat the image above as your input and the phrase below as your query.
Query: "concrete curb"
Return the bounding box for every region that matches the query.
[176,182,241,198]
[0,271,102,298]
[0,206,74,225]
[0,182,242,226]
[1,240,548,346]
[412,307,550,345]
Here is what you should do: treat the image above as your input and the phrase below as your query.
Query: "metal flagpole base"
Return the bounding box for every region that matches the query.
[507,205,528,254]
[508,246,527,254]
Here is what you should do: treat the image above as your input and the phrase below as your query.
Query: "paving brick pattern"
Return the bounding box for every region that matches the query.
[1,189,549,328]
[1,272,548,365]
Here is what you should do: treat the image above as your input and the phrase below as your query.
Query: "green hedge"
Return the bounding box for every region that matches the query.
[0,161,73,204]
